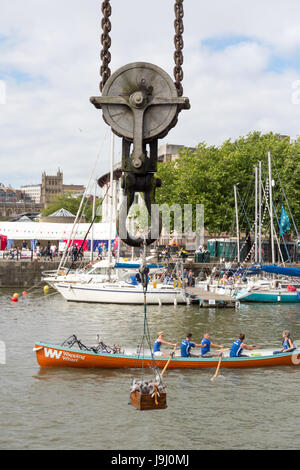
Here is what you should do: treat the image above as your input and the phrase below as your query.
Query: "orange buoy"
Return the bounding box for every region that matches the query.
[22,291,28,296]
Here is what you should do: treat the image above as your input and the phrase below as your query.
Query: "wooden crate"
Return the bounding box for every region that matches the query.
[129,390,167,410]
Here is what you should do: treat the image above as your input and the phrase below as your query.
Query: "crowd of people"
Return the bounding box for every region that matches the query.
[2,240,88,262]
[3,241,60,261]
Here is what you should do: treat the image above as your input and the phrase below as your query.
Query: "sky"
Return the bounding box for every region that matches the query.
[0,0,300,191]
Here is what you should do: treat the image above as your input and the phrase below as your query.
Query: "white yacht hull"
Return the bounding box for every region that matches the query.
[53,282,186,304]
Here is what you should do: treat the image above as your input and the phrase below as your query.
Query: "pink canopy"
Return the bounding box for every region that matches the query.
[0,234,7,250]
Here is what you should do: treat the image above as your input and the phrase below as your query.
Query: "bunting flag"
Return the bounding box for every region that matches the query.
[279,205,291,236]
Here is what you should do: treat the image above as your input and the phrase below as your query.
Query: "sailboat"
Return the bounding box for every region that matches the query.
[235,152,300,303]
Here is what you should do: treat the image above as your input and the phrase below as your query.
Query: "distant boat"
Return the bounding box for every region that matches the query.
[261,265,300,278]
[235,286,300,303]
[42,258,163,286]
[44,258,186,304]
[235,265,300,303]
[51,280,186,305]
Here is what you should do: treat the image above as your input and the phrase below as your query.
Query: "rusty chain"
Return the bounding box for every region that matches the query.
[174,0,184,97]
[99,0,185,96]
[100,0,112,92]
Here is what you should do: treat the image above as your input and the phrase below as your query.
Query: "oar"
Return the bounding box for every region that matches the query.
[211,348,227,381]
[160,344,177,378]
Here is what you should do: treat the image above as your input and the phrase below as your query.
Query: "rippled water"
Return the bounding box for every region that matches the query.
[1,287,300,450]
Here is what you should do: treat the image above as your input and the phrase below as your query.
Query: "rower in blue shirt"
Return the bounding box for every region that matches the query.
[230,334,256,357]
[181,333,203,357]
[153,332,176,357]
[200,332,224,357]
[273,330,295,354]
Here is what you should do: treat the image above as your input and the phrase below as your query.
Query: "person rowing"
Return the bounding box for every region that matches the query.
[200,332,224,357]
[153,332,176,357]
[273,330,295,354]
[181,333,203,358]
[230,333,256,357]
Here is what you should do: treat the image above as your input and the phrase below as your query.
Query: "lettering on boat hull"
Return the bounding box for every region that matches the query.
[43,348,86,363]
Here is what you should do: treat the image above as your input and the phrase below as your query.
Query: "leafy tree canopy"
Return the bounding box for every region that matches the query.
[156,132,300,236]
[41,193,102,223]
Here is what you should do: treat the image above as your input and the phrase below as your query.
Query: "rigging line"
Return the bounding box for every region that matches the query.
[235,171,255,231]
[240,171,255,223]
[57,128,110,273]
[261,167,291,264]
[232,178,269,265]
[236,179,270,266]
[261,179,285,265]
[67,184,110,272]
[236,188,253,233]
[272,156,299,238]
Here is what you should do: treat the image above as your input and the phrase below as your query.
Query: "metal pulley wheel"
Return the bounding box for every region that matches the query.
[90,62,189,246]
[97,62,184,141]
[91,62,189,171]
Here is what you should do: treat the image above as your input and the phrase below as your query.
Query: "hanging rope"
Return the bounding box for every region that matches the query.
[131,241,164,388]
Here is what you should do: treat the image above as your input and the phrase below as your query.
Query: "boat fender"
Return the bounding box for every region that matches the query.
[173,280,181,288]
[33,346,44,352]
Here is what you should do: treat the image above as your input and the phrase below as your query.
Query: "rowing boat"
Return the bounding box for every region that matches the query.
[33,342,300,369]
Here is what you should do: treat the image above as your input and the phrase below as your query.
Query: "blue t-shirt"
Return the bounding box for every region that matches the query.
[181,339,195,357]
[282,338,291,351]
[201,337,211,356]
[153,340,161,353]
[230,339,243,357]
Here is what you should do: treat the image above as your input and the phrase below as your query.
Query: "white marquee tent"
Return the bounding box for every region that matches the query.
[0,221,116,241]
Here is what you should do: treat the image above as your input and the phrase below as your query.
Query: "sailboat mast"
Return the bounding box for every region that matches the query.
[258,161,262,264]
[268,151,275,264]
[255,166,258,263]
[90,179,97,261]
[234,184,240,263]
[108,132,115,267]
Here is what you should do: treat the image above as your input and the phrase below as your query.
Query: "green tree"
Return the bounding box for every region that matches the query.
[156,132,300,236]
[41,193,102,223]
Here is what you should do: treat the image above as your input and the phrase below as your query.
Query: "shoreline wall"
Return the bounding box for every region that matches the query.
[0,260,75,288]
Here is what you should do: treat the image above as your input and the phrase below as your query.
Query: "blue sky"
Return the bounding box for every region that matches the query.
[0,0,300,190]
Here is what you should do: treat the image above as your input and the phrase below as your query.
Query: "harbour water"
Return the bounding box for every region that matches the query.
[1,287,300,450]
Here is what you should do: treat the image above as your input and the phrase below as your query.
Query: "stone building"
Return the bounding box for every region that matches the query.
[40,169,63,205]
[0,183,43,218]
[157,143,195,163]
[0,170,85,219]
[21,184,42,204]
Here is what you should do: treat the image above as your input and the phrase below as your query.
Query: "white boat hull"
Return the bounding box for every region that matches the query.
[53,282,186,304]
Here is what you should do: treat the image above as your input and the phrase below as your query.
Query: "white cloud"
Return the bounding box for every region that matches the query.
[0,0,300,189]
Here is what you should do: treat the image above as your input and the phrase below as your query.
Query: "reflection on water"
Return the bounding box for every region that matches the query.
[0,288,300,449]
